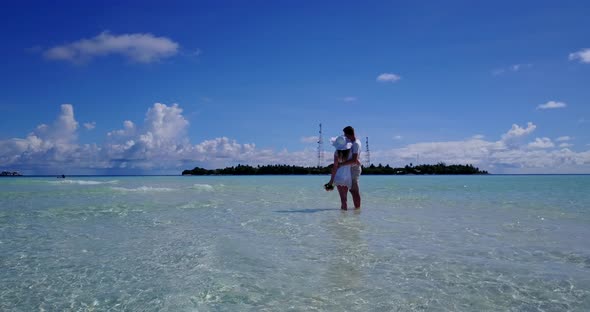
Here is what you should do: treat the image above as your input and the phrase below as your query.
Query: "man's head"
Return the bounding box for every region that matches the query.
[343,126,355,140]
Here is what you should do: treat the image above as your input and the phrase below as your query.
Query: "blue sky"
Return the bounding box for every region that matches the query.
[1,0,589,174]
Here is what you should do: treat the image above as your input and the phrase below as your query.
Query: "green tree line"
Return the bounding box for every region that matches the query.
[182,162,488,175]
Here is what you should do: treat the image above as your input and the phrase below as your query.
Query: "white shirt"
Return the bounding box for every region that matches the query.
[349,138,361,167]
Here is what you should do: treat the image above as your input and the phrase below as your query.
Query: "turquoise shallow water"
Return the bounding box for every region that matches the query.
[1,175,589,311]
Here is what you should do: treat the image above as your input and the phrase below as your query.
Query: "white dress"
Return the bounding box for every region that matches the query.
[333,152,352,188]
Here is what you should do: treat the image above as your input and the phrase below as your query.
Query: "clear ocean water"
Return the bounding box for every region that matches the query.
[1,175,589,311]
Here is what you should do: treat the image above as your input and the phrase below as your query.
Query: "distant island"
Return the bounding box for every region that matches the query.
[1,171,22,176]
[182,163,488,176]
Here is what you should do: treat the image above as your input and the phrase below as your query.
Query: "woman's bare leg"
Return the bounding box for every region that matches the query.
[337,185,348,210]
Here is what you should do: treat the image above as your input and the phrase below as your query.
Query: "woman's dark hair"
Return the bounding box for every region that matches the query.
[343,126,355,136]
[337,149,350,161]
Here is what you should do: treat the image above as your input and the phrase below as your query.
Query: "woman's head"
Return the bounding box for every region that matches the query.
[343,126,355,140]
[331,135,352,162]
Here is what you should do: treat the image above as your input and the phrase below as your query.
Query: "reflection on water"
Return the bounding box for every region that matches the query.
[319,211,373,310]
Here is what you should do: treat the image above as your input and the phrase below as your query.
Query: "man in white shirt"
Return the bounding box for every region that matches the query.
[341,126,362,209]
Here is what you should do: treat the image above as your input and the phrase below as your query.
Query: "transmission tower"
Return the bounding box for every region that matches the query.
[317,123,324,167]
[365,137,371,168]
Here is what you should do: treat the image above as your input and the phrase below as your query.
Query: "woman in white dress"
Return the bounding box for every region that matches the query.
[326,135,353,210]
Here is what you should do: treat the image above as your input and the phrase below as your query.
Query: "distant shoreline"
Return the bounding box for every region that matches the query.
[0,171,22,177]
[182,163,488,176]
[3,173,590,177]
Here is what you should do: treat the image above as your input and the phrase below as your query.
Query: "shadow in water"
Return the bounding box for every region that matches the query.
[274,208,339,213]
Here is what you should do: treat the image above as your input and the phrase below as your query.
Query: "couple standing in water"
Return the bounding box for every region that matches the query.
[326,126,362,210]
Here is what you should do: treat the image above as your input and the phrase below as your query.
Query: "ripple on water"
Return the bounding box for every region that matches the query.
[111,186,174,192]
[47,179,119,185]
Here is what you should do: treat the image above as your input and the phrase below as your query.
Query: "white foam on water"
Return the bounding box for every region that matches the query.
[48,179,119,185]
[191,184,214,191]
[111,186,174,192]
[178,200,217,209]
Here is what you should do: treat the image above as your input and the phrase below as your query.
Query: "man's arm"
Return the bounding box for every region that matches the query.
[340,152,360,166]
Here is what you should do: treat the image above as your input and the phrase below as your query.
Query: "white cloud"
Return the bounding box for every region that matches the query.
[493,63,532,75]
[343,96,357,102]
[393,135,403,140]
[3,107,590,174]
[301,136,319,144]
[500,122,536,148]
[379,137,496,167]
[376,73,401,83]
[373,124,590,174]
[144,103,189,145]
[569,48,590,63]
[492,68,505,75]
[556,136,571,142]
[84,122,96,130]
[0,104,82,170]
[2,103,255,173]
[108,120,136,138]
[472,134,485,139]
[44,31,179,64]
[511,64,531,71]
[104,103,192,163]
[528,137,554,149]
[537,101,567,110]
[32,104,79,144]
[559,143,573,148]
[193,137,256,160]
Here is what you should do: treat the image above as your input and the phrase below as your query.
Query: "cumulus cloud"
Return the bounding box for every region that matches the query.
[2,106,590,174]
[500,122,536,148]
[569,48,590,63]
[0,103,265,174]
[373,123,590,174]
[380,137,495,167]
[193,137,256,161]
[44,31,179,64]
[0,104,82,170]
[528,138,554,149]
[104,103,193,164]
[376,73,401,83]
[537,101,567,110]
[503,122,536,138]
[84,122,96,130]
[33,104,79,144]
[108,120,136,138]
